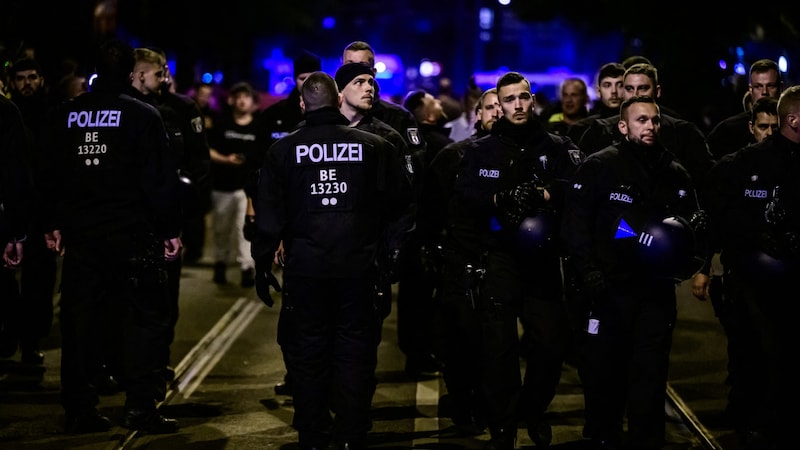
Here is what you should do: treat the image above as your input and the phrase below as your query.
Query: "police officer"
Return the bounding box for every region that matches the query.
[561,96,707,449]
[334,62,417,310]
[693,86,800,450]
[421,87,501,433]
[251,71,412,450]
[131,47,212,381]
[6,56,59,366]
[1,96,33,355]
[451,71,582,449]
[41,39,182,434]
[690,95,777,444]
[261,50,322,147]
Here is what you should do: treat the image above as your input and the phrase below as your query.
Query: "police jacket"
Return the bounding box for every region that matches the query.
[154,91,211,192]
[134,89,212,216]
[416,122,454,169]
[418,127,491,247]
[0,95,33,243]
[368,94,427,155]
[703,132,800,274]
[261,87,304,146]
[42,76,181,243]
[566,104,617,147]
[561,138,698,282]
[252,106,412,279]
[356,114,417,187]
[356,114,418,249]
[450,116,583,257]
[705,111,752,160]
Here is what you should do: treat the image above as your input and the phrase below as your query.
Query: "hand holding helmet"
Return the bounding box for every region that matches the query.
[494,180,546,227]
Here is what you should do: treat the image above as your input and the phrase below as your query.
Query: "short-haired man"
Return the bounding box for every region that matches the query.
[705,59,783,159]
[691,86,799,449]
[450,71,583,449]
[252,71,412,450]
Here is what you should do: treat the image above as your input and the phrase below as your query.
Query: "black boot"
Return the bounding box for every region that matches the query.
[526,417,552,447]
[122,408,179,434]
[65,409,113,434]
[485,428,516,450]
[213,262,227,284]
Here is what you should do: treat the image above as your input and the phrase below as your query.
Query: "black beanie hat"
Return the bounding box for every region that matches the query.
[293,50,322,78]
[334,62,374,92]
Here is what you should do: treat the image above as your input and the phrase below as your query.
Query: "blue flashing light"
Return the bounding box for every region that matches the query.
[718,59,727,70]
[734,63,746,76]
[479,7,493,29]
[201,72,213,84]
[778,56,788,73]
[374,53,403,82]
[166,59,176,78]
[322,17,335,29]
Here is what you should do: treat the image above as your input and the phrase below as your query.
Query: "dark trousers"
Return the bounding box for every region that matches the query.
[396,240,441,362]
[164,257,182,367]
[0,235,57,354]
[476,251,567,435]
[582,279,677,449]
[726,271,791,448]
[59,237,171,413]
[439,250,487,425]
[18,235,57,351]
[278,275,383,448]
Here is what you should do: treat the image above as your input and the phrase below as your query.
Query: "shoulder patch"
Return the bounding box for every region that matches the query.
[190,116,204,133]
[568,149,583,165]
[406,127,422,147]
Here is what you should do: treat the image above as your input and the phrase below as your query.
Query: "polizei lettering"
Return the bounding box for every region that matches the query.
[296,143,363,163]
[67,110,122,128]
[478,168,500,178]
[744,188,768,199]
[609,192,634,203]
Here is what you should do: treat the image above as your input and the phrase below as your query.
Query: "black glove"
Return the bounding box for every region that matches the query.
[383,248,401,284]
[243,214,256,242]
[759,231,800,260]
[764,187,786,226]
[688,209,709,236]
[582,269,607,296]
[495,181,546,227]
[420,243,444,280]
[255,261,281,307]
[784,232,800,258]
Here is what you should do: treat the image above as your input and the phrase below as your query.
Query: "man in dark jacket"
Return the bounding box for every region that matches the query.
[130,46,212,382]
[451,71,582,449]
[251,71,412,450]
[692,85,800,450]
[561,96,707,449]
[42,39,183,435]
[261,50,322,147]
[0,95,33,359]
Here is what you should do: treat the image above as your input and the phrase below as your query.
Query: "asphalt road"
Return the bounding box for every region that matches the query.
[0,254,742,450]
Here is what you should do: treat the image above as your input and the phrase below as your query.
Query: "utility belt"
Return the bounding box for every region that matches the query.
[463,251,488,311]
